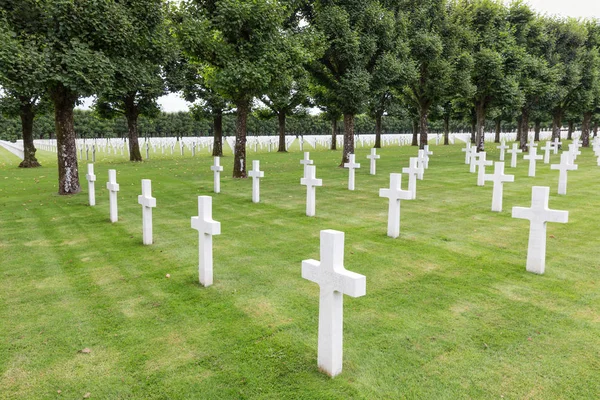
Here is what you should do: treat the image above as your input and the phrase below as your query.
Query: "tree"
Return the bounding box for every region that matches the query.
[311,0,402,165]
[177,0,315,177]
[0,14,48,168]
[94,0,170,162]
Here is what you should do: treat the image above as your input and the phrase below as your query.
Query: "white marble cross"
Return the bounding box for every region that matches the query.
[462,142,472,165]
[86,164,96,206]
[512,186,568,274]
[550,153,578,195]
[541,141,553,164]
[416,150,426,180]
[211,156,224,194]
[366,148,380,175]
[191,196,221,287]
[551,137,562,154]
[528,138,537,150]
[402,157,422,200]
[301,165,323,217]
[484,162,514,212]
[523,146,543,177]
[300,152,314,177]
[496,141,509,161]
[568,144,581,163]
[137,179,156,245]
[248,160,264,203]
[423,145,433,169]
[507,144,522,168]
[344,154,360,190]
[469,147,479,173]
[476,152,493,186]
[379,174,413,238]
[301,230,366,378]
[106,169,120,223]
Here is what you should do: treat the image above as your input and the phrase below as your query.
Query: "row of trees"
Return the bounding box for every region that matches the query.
[1,1,599,193]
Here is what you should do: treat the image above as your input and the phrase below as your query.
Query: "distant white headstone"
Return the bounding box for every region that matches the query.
[476,152,493,186]
[379,174,413,238]
[301,165,323,217]
[106,169,120,223]
[344,154,360,190]
[484,162,514,212]
[301,230,366,378]
[524,146,543,177]
[248,160,264,203]
[551,137,562,155]
[402,157,422,200]
[416,150,426,180]
[300,152,314,177]
[462,142,472,165]
[507,144,522,168]
[137,179,156,245]
[469,147,478,173]
[86,164,96,206]
[211,156,224,194]
[512,186,568,274]
[366,148,380,175]
[191,196,221,287]
[423,145,433,169]
[550,153,578,195]
[496,141,509,161]
[541,141,553,164]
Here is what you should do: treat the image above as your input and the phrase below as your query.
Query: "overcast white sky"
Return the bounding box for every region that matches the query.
[79,0,600,113]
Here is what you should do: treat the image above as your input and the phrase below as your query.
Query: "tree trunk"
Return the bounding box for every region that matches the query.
[567,120,574,140]
[470,109,476,144]
[520,109,529,151]
[516,115,522,143]
[419,103,429,149]
[534,119,541,142]
[494,118,501,143]
[581,112,592,147]
[411,118,418,146]
[551,110,562,142]
[340,113,355,167]
[18,98,41,168]
[233,98,250,178]
[443,115,450,145]
[475,102,486,151]
[124,94,142,162]
[212,110,223,157]
[374,112,382,148]
[50,83,80,194]
[594,121,598,138]
[277,112,287,152]
[331,118,337,150]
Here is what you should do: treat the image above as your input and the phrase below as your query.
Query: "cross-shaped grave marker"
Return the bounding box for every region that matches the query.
[551,137,562,154]
[484,162,514,212]
[512,186,568,274]
[137,179,156,245]
[191,196,221,287]
[476,152,493,186]
[462,142,472,165]
[568,144,581,164]
[523,146,543,177]
[248,160,264,203]
[211,157,224,194]
[366,148,380,175]
[507,143,523,168]
[344,154,360,190]
[379,173,413,238]
[106,169,120,223]
[300,152,314,177]
[496,141,509,161]
[302,230,366,378]
[86,164,96,206]
[423,145,433,169]
[550,152,578,195]
[541,141,553,164]
[469,147,479,173]
[301,165,323,217]
[416,150,426,180]
[402,157,422,200]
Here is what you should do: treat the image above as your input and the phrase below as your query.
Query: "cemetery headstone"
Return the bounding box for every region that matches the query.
[507,144,522,168]
[211,157,224,194]
[300,152,314,178]
[86,164,96,206]
[191,196,221,287]
[496,141,509,161]
[402,157,422,200]
[344,154,360,190]
[524,146,543,177]
[476,152,493,186]
[379,174,413,238]
[137,179,156,245]
[248,160,264,203]
[366,148,380,175]
[484,162,514,212]
[106,169,120,223]
[301,165,323,217]
[550,153,578,195]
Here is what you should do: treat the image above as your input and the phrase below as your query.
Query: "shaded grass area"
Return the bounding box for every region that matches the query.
[0,141,599,398]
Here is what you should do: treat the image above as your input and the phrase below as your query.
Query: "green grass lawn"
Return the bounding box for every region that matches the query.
[0,140,599,399]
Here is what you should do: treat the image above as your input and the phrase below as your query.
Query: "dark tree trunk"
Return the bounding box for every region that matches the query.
[124,94,142,162]
[212,110,223,157]
[470,119,476,144]
[494,118,501,143]
[567,120,574,140]
[516,115,522,143]
[50,83,80,194]
[340,113,355,167]
[18,98,41,168]
[534,120,541,142]
[520,110,529,151]
[552,110,563,142]
[582,112,592,147]
[331,118,337,150]
[594,121,598,137]
[374,112,382,148]
[233,98,250,178]
[475,101,486,151]
[411,118,418,146]
[277,112,287,152]
[419,103,429,149]
[443,115,450,145]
